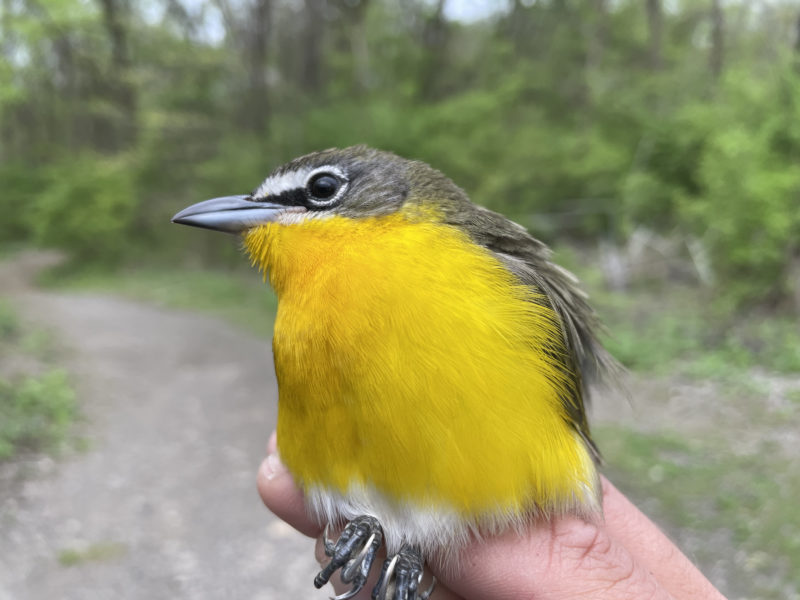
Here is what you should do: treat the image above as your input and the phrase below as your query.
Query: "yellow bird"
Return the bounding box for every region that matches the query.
[172,146,615,600]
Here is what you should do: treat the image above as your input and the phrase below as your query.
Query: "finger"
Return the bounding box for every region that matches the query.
[601,477,725,600]
[256,446,322,538]
[433,515,674,600]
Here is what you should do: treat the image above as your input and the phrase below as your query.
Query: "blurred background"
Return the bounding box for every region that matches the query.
[0,0,799,598]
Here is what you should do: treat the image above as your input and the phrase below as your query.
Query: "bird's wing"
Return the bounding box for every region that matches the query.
[443,204,620,461]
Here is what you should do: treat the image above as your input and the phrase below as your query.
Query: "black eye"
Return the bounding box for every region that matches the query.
[307,173,342,201]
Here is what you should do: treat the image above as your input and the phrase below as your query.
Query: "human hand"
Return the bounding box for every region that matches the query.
[257,431,726,600]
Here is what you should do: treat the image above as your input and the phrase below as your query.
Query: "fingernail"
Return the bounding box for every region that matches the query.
[263,451,286,481]
[267,430,278,455]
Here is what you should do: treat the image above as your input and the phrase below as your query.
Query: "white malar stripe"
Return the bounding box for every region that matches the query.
[275,210,334,226]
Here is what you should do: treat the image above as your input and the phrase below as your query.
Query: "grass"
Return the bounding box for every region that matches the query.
[41,264,277,337]
[0,370,77,459]
[0,299,78,459]
[787,388,800,405]
[596,425,800,600]
[58,542,127,567]
[599,298,800,378]
[0,299,20,338]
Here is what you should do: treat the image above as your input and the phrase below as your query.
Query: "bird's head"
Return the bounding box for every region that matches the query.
[172,145,468,233]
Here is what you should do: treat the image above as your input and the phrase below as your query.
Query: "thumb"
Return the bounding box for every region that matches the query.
[257,432,322,539]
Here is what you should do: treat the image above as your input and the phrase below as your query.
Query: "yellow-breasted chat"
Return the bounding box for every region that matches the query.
[172,146,616,600]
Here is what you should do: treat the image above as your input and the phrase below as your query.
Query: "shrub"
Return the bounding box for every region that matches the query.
[31,154,138,263]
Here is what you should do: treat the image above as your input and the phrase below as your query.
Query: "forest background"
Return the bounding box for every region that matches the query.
[1,1,800,599]
[2,0,800,313]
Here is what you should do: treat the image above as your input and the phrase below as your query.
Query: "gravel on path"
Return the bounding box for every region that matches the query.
[0,255,319,600]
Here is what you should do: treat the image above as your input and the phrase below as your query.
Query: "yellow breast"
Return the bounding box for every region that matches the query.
[244,209,599,519]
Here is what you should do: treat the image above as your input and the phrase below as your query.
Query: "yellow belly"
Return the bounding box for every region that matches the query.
[244,210,599,519]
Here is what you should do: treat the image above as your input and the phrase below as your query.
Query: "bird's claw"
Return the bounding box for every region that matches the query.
[372,544,435,600]
[314,515,383,600]
[314,517,435,600]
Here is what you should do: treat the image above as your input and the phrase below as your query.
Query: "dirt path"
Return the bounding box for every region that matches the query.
[0,254,317,600]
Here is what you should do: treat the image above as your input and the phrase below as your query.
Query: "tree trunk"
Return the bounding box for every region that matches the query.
[583,0,608,111]
[646,0,663,70]
[99,0,130,71]
[164,0,198,40]
[347,0,371,92]
[244,0,272,134]
[302,0,324,93]
[97,0,137,150]
[419,0,448,99]
[796,11,800,54]
[794,10,800,73]
[586,0,607,71]
[709,0,724,79]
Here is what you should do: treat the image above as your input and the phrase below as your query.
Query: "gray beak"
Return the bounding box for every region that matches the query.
[171,195,296,233]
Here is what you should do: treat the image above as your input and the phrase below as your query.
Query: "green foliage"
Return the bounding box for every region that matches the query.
[58,542,127,567]
[679,71,800,308]
[595,282,800,377]
[619,171,677,235]
[31,155,138,263]
[0,369,77,459]
[604,311,705,373]
[0,300,21,340]
[0,164,50,244]
[0,300,77,460]
[1,0,800,309]
[193,135,284,199]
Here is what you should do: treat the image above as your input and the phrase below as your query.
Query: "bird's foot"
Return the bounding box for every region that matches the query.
[372,544,435,600]
[315,515,383,600]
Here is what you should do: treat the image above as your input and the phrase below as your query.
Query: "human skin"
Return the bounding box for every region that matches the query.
[257,432,727,600]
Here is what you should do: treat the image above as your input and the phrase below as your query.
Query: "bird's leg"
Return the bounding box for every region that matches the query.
[315,515,383,600]
[371,544,435,600]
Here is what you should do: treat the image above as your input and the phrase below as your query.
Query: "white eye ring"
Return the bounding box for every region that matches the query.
[305,165,348,207]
